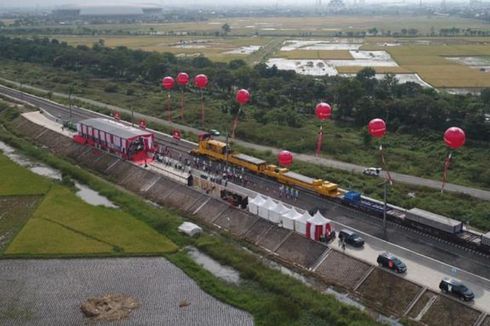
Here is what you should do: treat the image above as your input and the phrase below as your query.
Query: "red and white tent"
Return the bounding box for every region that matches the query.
[306,211,332,241]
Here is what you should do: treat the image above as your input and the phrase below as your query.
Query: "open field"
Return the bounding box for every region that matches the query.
[48,32,490,87]
[6,186,178,255]
[0,196,41,253]
[0,258,253,325]
[25,16,490,36]
[277,50,354,60]
[54,35,275,63]
[0,153,51,196]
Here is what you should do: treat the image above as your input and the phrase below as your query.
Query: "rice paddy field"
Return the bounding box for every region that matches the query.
[0,151,177,256]
[41,16,490,89]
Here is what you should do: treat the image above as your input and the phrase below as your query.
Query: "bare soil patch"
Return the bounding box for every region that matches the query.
[81,293,140,321]
[357,268,421,316]
[315,250,371,289]
[421,295,481,326]
[275,233,328,268]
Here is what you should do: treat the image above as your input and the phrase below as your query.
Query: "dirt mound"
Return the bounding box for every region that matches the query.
[80,293,140,321]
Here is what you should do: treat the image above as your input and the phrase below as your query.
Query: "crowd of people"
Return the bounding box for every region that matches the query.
[154,145,300,201]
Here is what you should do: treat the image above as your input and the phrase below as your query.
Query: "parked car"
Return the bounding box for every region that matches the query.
[377,252,407,273]
[338,229,365,247]
[363,167,381,176]
[209,129,221,136]
[439,278,474,301]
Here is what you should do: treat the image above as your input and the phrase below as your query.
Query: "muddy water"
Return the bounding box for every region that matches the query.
[74,182,118,208]
[0,141,116,208]
[186,246,241,284]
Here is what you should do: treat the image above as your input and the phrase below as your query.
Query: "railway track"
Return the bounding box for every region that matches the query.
[1,84,489,277]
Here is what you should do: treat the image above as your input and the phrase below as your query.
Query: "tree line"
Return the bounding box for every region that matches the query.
[0,35,489,142]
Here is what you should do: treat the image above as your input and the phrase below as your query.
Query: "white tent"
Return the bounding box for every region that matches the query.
[248,195,265,215]
[307,211,332,241]
[270,202,289,224]
[295,211,312,236]
[264,197,278,221]
[281,208,302,230]
[258,196,273,219]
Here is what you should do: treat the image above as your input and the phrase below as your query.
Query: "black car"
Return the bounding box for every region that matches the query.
[377,252,407,273]
[439,278,474,301]
[338,229,365,247]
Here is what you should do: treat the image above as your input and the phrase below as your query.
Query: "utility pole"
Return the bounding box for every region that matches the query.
[131,106,134,127]
[68,84,74,122]
[383,180,387,238]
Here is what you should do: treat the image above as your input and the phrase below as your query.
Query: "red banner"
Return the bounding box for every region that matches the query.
[173,129,181,140]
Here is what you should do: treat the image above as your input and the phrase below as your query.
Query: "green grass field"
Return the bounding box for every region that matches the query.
[0,154,51,196]
[0,150,177,256]
[6,186,178,255]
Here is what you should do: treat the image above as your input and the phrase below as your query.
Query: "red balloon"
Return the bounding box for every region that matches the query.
[444,127,465,149]
[194,74,208,89]
[176,72,189,86]
[315,102,332,121]
[368,118,386,138]
[162,76,175,90]
[236,89,250,105]
[278,150,293,167]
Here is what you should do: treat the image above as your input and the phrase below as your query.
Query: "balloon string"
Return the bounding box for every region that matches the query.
[200,90,205,129]
[167,92,172,123]
[180,88,185,121]
[316,126,323,157]
[231,107,242,139]
[379,144,393,185]
[441,152,452,193]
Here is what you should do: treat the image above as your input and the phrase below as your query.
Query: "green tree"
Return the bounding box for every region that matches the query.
[222,23,231,36]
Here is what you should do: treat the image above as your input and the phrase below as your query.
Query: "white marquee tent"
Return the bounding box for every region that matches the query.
[295,211,312,236]
[248,195,265,215]
[258,197,274,219]
[281,208,302,230]
[270,202,290,224]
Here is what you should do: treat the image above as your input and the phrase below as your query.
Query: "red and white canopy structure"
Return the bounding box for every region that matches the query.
[74,118,154,163]
[306,211,332,241]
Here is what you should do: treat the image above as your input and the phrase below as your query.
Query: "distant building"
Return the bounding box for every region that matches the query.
[52,9,80,18]
[52,5,162,19]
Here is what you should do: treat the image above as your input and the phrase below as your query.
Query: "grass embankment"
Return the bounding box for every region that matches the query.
[0,103,379,325]
[2,59,490,192]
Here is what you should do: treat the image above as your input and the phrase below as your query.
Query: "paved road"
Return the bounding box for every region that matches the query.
[1,79,490,202]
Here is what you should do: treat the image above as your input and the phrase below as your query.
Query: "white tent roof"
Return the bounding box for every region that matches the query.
[283,208,302,220]
[275,202,290,215]
[263,197,277,210]
[296,211,312,223]
[252,195,266,206]
[308,210,330,224]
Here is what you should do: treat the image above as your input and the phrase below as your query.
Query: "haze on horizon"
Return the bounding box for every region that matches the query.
[0,0,456,8]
